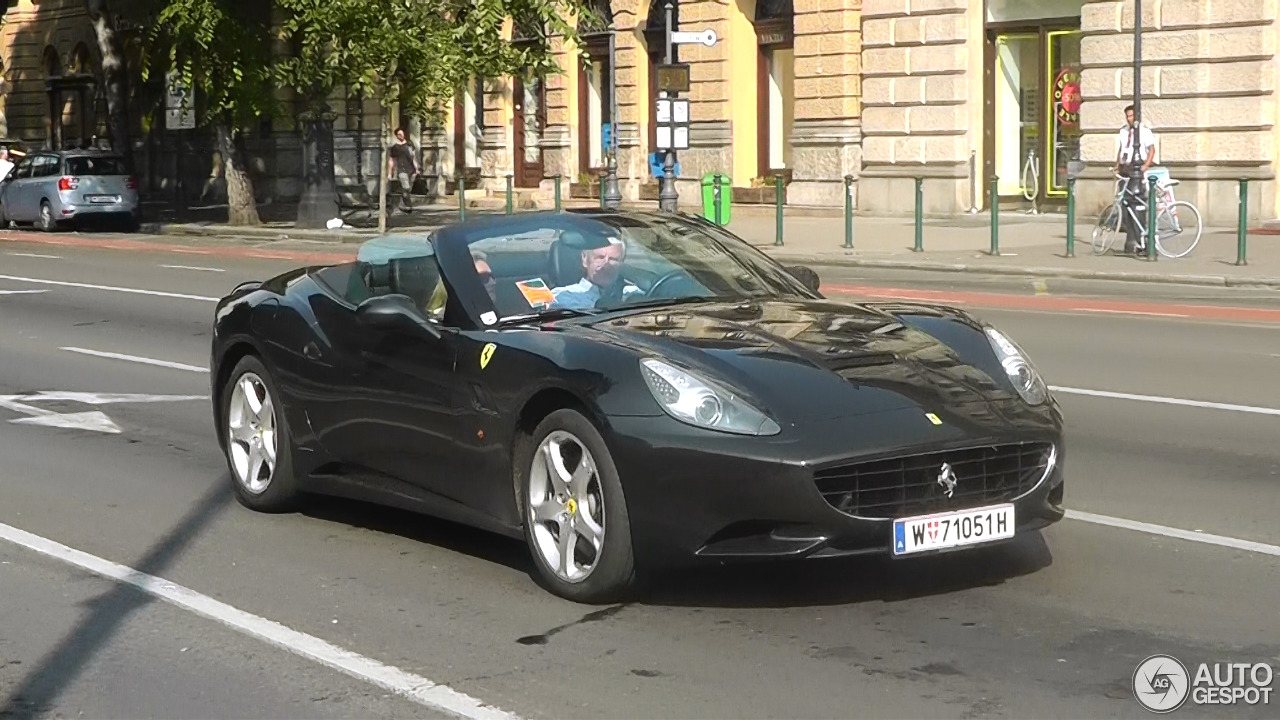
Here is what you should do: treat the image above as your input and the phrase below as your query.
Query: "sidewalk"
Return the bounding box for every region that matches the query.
[142,198,1280,288]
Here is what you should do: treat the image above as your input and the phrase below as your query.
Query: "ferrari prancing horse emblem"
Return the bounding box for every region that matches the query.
[479,343,496,369]
[937,462,958,498]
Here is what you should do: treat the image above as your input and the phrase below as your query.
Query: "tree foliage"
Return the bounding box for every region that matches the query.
[141,0,276,128]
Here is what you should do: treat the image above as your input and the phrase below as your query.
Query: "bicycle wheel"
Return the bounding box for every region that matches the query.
[1091,203,1121,255]
[1155,201,1202,258]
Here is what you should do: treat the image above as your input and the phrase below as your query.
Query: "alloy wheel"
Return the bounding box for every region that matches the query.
[227,372,277,494]
[528,430,606,583]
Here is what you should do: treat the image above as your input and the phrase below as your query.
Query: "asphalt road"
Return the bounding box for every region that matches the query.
[1,231,1277,719]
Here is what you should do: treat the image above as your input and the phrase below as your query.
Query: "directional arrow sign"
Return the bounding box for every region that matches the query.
[0,391,207,435]
[671,29,717,47]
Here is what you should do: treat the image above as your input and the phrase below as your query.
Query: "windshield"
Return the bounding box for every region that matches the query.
[458,213,815,321]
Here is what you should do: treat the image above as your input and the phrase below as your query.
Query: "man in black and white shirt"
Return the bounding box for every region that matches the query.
[1113,104,1157,254]
[387,127,420,213]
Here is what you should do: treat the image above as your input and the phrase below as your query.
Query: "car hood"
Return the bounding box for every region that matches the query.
[576,298,1039,428]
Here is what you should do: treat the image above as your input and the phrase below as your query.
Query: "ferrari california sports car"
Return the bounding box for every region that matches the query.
[211,209,1065,602]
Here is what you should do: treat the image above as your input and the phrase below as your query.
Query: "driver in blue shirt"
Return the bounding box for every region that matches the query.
[550,236,644,309]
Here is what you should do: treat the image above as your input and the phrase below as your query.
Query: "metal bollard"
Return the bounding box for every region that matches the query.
[713,173,723,225]
[1146,175,1157,261]
[774,174,784,246]
[843,174,854,249]
[989,175,999,255]
[505,174,513,215]
[1066,177,1075,258]
[458,173,466,222]
[1237,178,1249,266]
[554,174,562,212]
[913,177,923,252]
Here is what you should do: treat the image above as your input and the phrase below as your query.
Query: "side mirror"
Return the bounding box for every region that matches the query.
[785,265,821,293]
[356,293,442,339]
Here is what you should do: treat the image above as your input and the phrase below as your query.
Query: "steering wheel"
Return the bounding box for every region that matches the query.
[646,269,694,298]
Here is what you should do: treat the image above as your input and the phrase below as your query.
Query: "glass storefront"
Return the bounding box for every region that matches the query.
[987,24,1082,203]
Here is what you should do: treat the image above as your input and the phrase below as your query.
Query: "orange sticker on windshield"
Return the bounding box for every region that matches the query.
[516,278,555,309]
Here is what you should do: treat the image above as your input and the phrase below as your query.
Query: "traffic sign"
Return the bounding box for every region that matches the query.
[671,29,717,47]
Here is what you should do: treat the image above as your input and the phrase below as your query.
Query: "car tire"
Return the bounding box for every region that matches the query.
[37,201,56,232]
[519,408,636,603]
[220,354,301,512]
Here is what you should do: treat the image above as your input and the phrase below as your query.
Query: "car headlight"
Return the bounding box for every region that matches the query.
[640,358,781,435]
[984,326,1048,405]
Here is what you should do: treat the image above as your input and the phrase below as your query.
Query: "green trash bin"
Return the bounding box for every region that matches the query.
[700,172,731,225]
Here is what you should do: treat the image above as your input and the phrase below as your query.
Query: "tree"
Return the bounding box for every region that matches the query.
[149,0,591,228]
[144,0,276,225]
[84,0,133,167]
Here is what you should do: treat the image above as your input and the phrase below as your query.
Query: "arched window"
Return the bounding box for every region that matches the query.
[71,43,93,75]
[43,46,62,78]
[577,0,613,173]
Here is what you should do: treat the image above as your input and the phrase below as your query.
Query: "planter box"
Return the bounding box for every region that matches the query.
[732,185,785,204]
[570,182,601,199]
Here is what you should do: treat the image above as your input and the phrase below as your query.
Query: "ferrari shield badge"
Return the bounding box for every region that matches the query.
[479,343,496,369]
[925,412,942,425]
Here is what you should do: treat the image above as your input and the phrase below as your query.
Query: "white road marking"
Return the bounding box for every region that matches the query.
[7,252,61,259]
[5,391,206,405]
[1066,510,1280,557]
[11,410,121,434]
[0,289,48,295]
[1050,386,1280,416]
[1074,308,1190,318]
[60,347,209,373]
[161,264,225,273]
[0,522,521,720]
[0,273,218,302]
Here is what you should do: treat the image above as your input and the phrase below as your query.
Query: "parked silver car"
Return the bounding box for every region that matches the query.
[0,150,140,231]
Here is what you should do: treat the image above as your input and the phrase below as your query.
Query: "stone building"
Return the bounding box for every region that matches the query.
[857,0,1280,224]
[423,0,864,209]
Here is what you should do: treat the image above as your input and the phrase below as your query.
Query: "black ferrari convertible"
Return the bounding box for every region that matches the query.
[211,209,1064,602]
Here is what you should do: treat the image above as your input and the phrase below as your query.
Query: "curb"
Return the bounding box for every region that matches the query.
[751,252,1280,289]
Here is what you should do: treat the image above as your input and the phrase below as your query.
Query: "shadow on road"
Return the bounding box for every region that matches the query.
[638,532,1053,609]
[298,494,535,576]
[0,480,232,719]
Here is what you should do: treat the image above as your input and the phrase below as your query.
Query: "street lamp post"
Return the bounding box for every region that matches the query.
[657,1,680,212]
[1130,0,1146,253]
[602,21,622,209]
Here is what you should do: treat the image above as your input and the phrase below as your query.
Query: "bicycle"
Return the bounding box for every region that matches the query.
[1090,171,1202,258]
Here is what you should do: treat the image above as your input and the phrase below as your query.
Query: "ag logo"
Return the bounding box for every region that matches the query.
[1133,654,1190,713]
[479,343,496,370]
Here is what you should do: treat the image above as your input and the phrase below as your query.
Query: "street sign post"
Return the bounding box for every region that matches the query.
[654,97,690,152]
[671,28,717,47]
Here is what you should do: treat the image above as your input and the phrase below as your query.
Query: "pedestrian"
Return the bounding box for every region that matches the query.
[387,127,420,213]
[0,146,14,181]
[1113,104,1156,254]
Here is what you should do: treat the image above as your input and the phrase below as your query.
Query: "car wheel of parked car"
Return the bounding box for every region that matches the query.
[37,201,56,232]
[520,408,636,603]
[221,354,301,512]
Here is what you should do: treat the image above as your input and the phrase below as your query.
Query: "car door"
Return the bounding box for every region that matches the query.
[304,253,463,503]
[2,155,34,221]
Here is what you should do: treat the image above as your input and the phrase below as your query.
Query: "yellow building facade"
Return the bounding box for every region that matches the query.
[425,0,865,208]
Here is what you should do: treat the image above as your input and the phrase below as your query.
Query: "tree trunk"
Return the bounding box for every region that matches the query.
[216,122,260,226]
[85,0,132,169]
[378,110,390,233]
[296,105,339,228]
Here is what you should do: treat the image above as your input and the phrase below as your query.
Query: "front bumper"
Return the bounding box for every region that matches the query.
[605,409,1065,570]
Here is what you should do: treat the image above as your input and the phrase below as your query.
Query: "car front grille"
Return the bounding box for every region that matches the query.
[814,442,1055,519]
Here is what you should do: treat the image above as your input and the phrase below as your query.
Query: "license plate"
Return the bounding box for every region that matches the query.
[87,195,119,204]
[892,504,1015,556]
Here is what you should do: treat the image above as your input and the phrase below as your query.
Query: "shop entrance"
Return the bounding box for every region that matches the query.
[984,23,1081,207]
